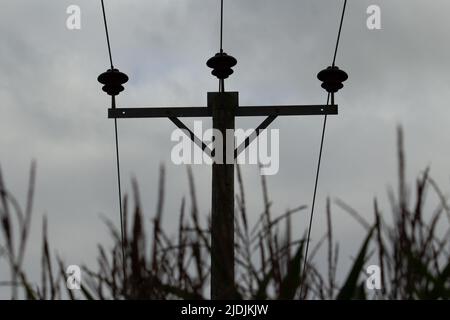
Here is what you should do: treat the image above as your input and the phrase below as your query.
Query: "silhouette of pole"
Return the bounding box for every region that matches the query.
[104,87,343,300]
[98,0,349,301]
[210,92,237,299]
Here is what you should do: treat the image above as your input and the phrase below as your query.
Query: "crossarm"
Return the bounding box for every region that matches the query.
[109,107,212,118]
[235,105,337,117]
[108,105,337,119]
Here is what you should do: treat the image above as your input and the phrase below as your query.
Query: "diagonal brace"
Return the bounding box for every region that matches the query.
[169,117,213,158]
[234,115,277,159]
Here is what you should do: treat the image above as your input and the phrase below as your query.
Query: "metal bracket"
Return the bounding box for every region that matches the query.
[168,117,213,158]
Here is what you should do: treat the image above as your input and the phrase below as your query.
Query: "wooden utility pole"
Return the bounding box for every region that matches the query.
[210,92,237,299]
[98,0,349,301]
[103,82,342,300]
[99,1,348,302]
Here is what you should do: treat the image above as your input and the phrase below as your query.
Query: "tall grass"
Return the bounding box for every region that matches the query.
[0,128,449,299]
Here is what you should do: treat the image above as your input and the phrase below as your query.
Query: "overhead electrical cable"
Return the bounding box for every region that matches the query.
[100,0,127,284]
[301,0,348,297]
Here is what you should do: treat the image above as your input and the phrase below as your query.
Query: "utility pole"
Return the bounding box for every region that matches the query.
[100,70,345,300]
[98,0,348,300]
[210,91,237,299]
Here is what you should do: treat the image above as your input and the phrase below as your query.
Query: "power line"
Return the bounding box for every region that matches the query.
[100,0,126,285]
[101,0,114,69]
[113,111,126,283]
[301,0,348,297]
[220,0,224,52]
[332,0,348,67]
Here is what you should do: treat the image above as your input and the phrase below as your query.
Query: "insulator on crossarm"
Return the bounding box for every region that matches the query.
[207,51,237,80]
[98,68,129,97]
[317,66,348,94]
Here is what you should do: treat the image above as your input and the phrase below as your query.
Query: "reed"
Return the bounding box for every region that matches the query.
[0,128,449,299]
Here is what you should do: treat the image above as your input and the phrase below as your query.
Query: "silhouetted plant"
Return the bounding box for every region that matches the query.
[0,128,449,299]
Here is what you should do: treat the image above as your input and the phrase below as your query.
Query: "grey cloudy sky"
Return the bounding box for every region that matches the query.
[1,0,450,298]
